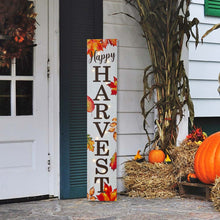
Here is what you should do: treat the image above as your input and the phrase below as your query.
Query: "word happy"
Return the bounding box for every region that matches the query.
[89,50,115,64]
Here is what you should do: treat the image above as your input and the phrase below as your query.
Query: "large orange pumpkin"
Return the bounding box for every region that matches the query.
[194,132,220,184]
[148,146,165,164]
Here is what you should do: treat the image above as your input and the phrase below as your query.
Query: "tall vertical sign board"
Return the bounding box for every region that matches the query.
[87,39,117,201]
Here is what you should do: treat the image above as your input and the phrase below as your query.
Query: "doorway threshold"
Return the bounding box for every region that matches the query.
[0,195,56,205]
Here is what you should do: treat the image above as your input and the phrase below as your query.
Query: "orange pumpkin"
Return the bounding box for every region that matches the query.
[194,132,220,184]
[187,173,198,183]
[148,146,165,164]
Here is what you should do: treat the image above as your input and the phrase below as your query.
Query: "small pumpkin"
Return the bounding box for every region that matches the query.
[194,132,220,184]
[164,154,171,164]
[148,146,165,164]
[134,150,145,162]
[187,173,198,183]
[134,150,142,160]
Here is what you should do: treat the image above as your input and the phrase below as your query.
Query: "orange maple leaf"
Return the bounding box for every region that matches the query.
[107,77,117,95]
[96,182,117,201]
[108,39,117,47]
[110,152,117,171]
[102,39,117,48]
[87,39,103,57]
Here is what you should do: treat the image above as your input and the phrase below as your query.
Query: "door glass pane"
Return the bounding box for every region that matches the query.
[16,49,33,76]
[0,64,11,76]
[0,39,11,75]
[0,80,11,116]
[16,81,33,115]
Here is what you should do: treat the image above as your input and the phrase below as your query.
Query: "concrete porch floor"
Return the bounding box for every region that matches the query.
[0,195,220,220]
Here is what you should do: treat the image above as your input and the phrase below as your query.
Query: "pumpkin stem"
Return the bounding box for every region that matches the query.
[151,138,161,150]
[155,146,159,150]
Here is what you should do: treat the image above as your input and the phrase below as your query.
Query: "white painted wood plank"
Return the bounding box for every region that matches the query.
[193,99,220,117]
[189,3,220,25]
[118,90,154,113]
[190,80,220,99]
[191,0,203,4]
[189,42,220,62]
[118,91,142,113]
[189,61,220,80]
[118,112,154,134]
[104,24,146,48]
[119,47,150,70]
[104,1,139,26]
[117,177,125,192]
[189,1,220,118]
[118,134,152,156]
[117,156,134,178]
[118,69,144,91]
[191,23,220,44]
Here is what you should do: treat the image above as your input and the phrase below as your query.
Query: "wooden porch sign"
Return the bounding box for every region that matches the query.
[87,39,117,201]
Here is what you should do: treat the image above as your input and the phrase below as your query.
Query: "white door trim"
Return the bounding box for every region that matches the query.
[48,0,60,197]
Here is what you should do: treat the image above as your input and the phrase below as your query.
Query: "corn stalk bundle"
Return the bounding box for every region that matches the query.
[124,0,199,151]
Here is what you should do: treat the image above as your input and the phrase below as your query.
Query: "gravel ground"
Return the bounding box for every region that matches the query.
[0,195,220,220]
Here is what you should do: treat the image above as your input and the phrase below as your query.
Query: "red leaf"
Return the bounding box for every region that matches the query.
[110,152,117,171]
[96,182,117,201]
[108,39,117,46]
[107,77,117,95]
[102,39,117,48]
[87,96,95,112]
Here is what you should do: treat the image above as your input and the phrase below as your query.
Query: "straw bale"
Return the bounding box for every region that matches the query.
[169,141,199,180]
[211,177,220,211]
[123,160,177,199]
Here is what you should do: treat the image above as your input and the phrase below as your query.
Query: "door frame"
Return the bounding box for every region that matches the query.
[48,0,60,197]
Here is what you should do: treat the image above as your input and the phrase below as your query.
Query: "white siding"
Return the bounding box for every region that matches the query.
[103,0,154,191]
[189,0,220,117]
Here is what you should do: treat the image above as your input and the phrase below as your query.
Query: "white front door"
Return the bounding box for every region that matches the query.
[0,0,49,200]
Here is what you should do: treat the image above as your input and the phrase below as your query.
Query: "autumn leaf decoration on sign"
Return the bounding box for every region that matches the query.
[87,134,95,152]
[108,117,117,141]
[110,152,117,171]
[87,39,117,57]
[107,77,117,95]
[87,186,96,201]
[96,183,117,201]
[87,96,95,113]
